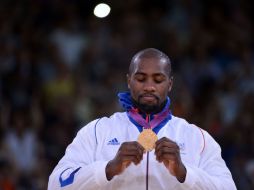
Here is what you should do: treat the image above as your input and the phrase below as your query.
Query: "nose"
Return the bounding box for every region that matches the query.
[143,80,156,92]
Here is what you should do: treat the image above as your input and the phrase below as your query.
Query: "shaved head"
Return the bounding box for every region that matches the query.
[129,48,172,77]
[127,48,173,113]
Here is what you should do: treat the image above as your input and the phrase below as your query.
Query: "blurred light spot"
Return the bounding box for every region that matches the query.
[93,3,111,18]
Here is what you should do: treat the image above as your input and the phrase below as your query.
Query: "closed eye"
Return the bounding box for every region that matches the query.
[154,75,166,83]
[135,74,146,82]
[154,80,163,83]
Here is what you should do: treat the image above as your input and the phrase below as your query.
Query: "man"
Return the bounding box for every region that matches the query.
[48,48,236,190]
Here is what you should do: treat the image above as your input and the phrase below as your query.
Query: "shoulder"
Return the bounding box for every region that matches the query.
[78,112,127,133]
[171,115,214,154]
[171,115,205,134]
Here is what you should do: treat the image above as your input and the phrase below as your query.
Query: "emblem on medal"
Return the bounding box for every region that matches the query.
[137,129,158,151]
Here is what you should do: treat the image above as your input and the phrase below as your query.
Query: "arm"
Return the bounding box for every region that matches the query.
[180,130,237,190]
[47,119,109,190]
[106,141,144,180]
[105,141,144,181]
[48,119,145,190]
[155,131,236,190]
[155,137,187,182]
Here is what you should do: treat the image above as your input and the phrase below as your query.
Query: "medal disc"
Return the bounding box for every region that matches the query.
[137,129,158,151]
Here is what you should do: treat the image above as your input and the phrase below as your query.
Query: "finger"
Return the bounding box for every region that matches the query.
[121,142,145,156]
[155,147,180,162]
[134,141,145,155]
[155,143,179,157]
[118,149,144,162]
[137,142,146,153]
[121,141,145,154]
[155,138,179,148]
[122,160,131,168]
[155,141,179,155]
[155,145,180,156]
[163,160,177,175]
[120,155,143,165]
[119,160,133,172]
[155,137,175,146]
[119,143,144,157]
[117,143,144,161]
[157,153,179,163]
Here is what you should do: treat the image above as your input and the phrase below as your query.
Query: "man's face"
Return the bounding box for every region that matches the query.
[127,57,173,113]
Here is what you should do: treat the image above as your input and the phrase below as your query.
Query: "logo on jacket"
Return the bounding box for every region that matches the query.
[59,167,81,187]
[107,138,120,145]
[176,142,186,154]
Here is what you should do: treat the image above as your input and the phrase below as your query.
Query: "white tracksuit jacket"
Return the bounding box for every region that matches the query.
[48,112,237,190]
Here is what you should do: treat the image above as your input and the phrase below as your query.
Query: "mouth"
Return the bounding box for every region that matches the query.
[139,94,159,103]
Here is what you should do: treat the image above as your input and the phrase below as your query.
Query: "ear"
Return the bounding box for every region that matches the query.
[127,74,131,89]
[168,76,173,93]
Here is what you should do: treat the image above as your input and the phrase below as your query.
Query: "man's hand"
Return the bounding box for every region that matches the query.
[155,137,186,183]
[106,141,145,180]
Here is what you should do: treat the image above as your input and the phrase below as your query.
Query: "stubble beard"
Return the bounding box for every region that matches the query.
[131,97,167,114]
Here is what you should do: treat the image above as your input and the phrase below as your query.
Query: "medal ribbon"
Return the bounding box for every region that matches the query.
[118,92,171,130]
[127,103,171,130]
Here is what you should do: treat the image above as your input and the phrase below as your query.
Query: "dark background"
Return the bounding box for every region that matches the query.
[0,0,253,189]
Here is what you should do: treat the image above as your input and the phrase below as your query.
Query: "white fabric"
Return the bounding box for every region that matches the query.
[48,112,236,190]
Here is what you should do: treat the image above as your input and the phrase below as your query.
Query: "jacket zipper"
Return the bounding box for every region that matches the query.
[146,152,149,190]
[145,114,150,190]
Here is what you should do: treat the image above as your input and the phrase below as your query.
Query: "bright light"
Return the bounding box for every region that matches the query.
[93,3,111,18]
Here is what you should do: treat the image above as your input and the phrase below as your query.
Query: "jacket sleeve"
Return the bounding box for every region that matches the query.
[47,119,110,190]
[179,129,237,190]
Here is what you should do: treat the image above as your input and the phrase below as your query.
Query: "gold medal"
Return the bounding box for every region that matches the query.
[137,129,158,151]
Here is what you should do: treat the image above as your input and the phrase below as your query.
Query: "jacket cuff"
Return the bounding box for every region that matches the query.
[94,161,110,187]
[179,164,196,188]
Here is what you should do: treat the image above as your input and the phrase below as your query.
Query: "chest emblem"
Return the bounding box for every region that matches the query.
[107,138,120,145]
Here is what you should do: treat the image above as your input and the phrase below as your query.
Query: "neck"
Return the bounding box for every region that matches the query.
[131,98,168,115]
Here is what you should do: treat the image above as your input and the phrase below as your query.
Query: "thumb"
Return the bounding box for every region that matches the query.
[121,161,131,171]
[163,160,176,176]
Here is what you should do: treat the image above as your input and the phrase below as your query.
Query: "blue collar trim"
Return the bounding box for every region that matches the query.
[119,92,172,134]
